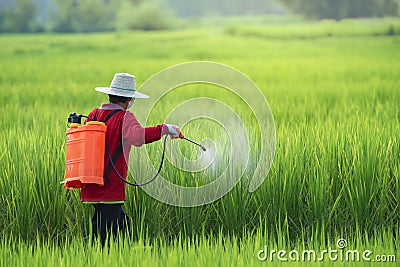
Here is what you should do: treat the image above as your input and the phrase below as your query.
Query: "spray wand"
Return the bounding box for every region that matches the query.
[109,131,206,186]
[179,132,207,152]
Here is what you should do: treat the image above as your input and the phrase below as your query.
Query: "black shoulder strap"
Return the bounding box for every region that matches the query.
[92,108,121,122]
[103,143,123,183]
[100,109,125,183]
[103,110,121,123]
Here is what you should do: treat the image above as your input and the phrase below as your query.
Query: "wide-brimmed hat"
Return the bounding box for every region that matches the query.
[95,73,149,98]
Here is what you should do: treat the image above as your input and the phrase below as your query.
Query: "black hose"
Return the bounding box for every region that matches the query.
[79,113,167,186]
[105,134,168,186]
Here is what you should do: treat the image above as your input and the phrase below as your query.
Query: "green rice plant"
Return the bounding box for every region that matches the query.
[0,19,399,265]
[1,228,397,267]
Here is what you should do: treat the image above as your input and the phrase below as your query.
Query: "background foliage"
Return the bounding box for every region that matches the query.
[278,0,399,20]
[0,0,399,33]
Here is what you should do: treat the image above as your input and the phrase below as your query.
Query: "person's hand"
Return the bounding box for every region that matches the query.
[165,124,181,139]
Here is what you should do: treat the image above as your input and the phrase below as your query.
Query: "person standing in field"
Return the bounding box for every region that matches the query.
[81,73,181,247]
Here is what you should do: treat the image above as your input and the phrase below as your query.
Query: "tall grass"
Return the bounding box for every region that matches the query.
[0,20,399,264]
[1,228,397,266]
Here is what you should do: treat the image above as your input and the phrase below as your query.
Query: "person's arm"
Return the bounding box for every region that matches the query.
[123,111,179,147]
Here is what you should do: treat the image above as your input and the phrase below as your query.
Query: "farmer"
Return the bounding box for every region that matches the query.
[81,73,181,247]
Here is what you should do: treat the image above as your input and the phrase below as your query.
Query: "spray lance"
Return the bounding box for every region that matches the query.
[63,113,206,189]
[166,123,207,152]
[179,133,207,152]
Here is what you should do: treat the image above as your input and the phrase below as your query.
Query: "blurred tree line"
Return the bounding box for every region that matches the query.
[0,0,37,32]
[0,0,178,33]
[0,0,399,33]
[167,0,284,17]
[278,0,399,20]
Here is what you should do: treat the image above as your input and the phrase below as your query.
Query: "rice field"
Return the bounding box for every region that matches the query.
[0,17,399,266]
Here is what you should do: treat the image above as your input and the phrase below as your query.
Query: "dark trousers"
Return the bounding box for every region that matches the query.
[91,203,132,247]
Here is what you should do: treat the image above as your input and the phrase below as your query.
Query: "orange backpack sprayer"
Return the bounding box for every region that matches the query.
[63,113,107,189]
[63,112,206,189]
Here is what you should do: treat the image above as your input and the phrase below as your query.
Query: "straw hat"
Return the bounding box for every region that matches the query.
[95,73,149,98]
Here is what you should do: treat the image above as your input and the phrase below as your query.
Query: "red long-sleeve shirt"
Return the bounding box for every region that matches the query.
[80,103,168,202]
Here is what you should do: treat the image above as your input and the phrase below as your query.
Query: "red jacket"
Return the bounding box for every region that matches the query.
[80,104,166,202]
